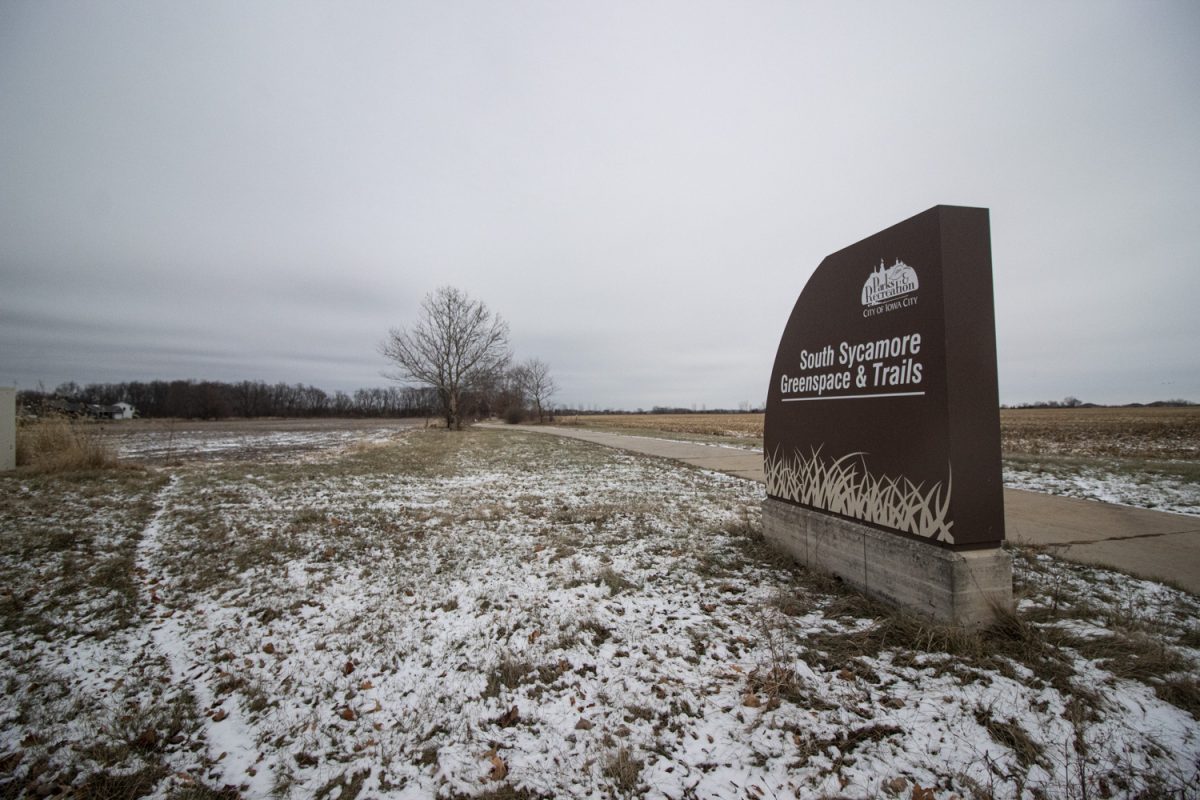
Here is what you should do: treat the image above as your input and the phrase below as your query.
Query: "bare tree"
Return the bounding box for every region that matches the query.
[515,357,556,423]
[491,365,528,423]
[380,286,511,430]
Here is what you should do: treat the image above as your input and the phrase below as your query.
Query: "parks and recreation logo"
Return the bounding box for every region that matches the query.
[861,259,918,317]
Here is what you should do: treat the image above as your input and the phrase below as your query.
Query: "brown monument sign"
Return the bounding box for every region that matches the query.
[762,205,1011,626]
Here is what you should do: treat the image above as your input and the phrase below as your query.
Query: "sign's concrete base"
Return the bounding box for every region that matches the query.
[763,498,1012,629]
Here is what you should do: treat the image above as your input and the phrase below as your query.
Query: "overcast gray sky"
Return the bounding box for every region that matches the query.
[2,1,1198,409]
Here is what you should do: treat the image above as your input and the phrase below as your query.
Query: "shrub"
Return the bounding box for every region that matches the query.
[503,406,527,425]
[16,415,119,472]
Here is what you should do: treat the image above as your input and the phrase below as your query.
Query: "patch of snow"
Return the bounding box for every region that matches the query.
[1004,461,1199,517]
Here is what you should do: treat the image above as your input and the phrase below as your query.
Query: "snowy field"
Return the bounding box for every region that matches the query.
[1003,458,1200,517]
[2,426,1198,799]
[99,419,418,464]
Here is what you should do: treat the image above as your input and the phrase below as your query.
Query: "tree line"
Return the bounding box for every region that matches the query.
[18,369,559,422]
[1000,397,1196,409]
[19,372,558,422]
[19,380,441,420]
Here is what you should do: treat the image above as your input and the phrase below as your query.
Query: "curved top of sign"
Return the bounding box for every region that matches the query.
[764,205,1004,550]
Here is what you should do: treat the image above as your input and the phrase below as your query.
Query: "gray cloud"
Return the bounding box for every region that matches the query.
[3,1,1198,407]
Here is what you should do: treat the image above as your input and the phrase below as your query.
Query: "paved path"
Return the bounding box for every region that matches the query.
[486,423,1200,593]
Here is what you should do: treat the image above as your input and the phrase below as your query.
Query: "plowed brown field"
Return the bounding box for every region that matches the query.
[554,407,1200,460]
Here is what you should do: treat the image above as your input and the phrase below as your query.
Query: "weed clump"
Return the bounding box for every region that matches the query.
[1156,675,1200,719]
[973,705,1049,770]
[602,747,643,797]
[16,415,120,473]
[597,565,635,595]
[484,655,535,697]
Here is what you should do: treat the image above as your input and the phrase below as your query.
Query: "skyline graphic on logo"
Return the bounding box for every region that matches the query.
[861,259,919,307]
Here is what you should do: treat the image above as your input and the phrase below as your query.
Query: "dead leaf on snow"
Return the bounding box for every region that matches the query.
[911,784,936,800]
[486,749,507,781]
[494,705,520,727]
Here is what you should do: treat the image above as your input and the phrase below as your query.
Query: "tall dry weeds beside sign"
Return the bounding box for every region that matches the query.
[0,388,14,471]
[765,205,1004,550]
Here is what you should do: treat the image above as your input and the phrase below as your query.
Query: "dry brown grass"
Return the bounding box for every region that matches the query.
[554,408,1200,461]
[1001,407,1200,460]
[16,414,121,472]
[602,747,644,797]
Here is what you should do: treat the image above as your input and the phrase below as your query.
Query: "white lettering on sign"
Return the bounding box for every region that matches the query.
[839,333,921,369]
[780,370,851,396]
[782,331,925,401]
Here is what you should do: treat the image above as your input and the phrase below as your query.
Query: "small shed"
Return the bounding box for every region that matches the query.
[94,403,136,420]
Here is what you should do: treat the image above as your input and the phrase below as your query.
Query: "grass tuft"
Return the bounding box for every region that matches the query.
[602,747,643,797]
[73,766,167,800]
[1155,675,1200,719]
[16,415,121,473]
[484,655,536,698]
[597,566,635,595]
[974,705,1048,771]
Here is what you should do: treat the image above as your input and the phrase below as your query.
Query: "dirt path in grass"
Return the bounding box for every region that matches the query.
[135,473,275,795]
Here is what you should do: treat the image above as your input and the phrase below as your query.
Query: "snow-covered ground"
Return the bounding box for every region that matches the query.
[106,421,409,463]
[1003,459,1200,517]
[1,427,1197,799]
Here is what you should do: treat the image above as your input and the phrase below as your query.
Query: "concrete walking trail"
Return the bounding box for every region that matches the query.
[488,423,1200,594]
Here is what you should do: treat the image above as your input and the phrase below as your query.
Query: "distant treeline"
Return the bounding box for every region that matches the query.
[1001,397,1195,409]
[20,380,440,419]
